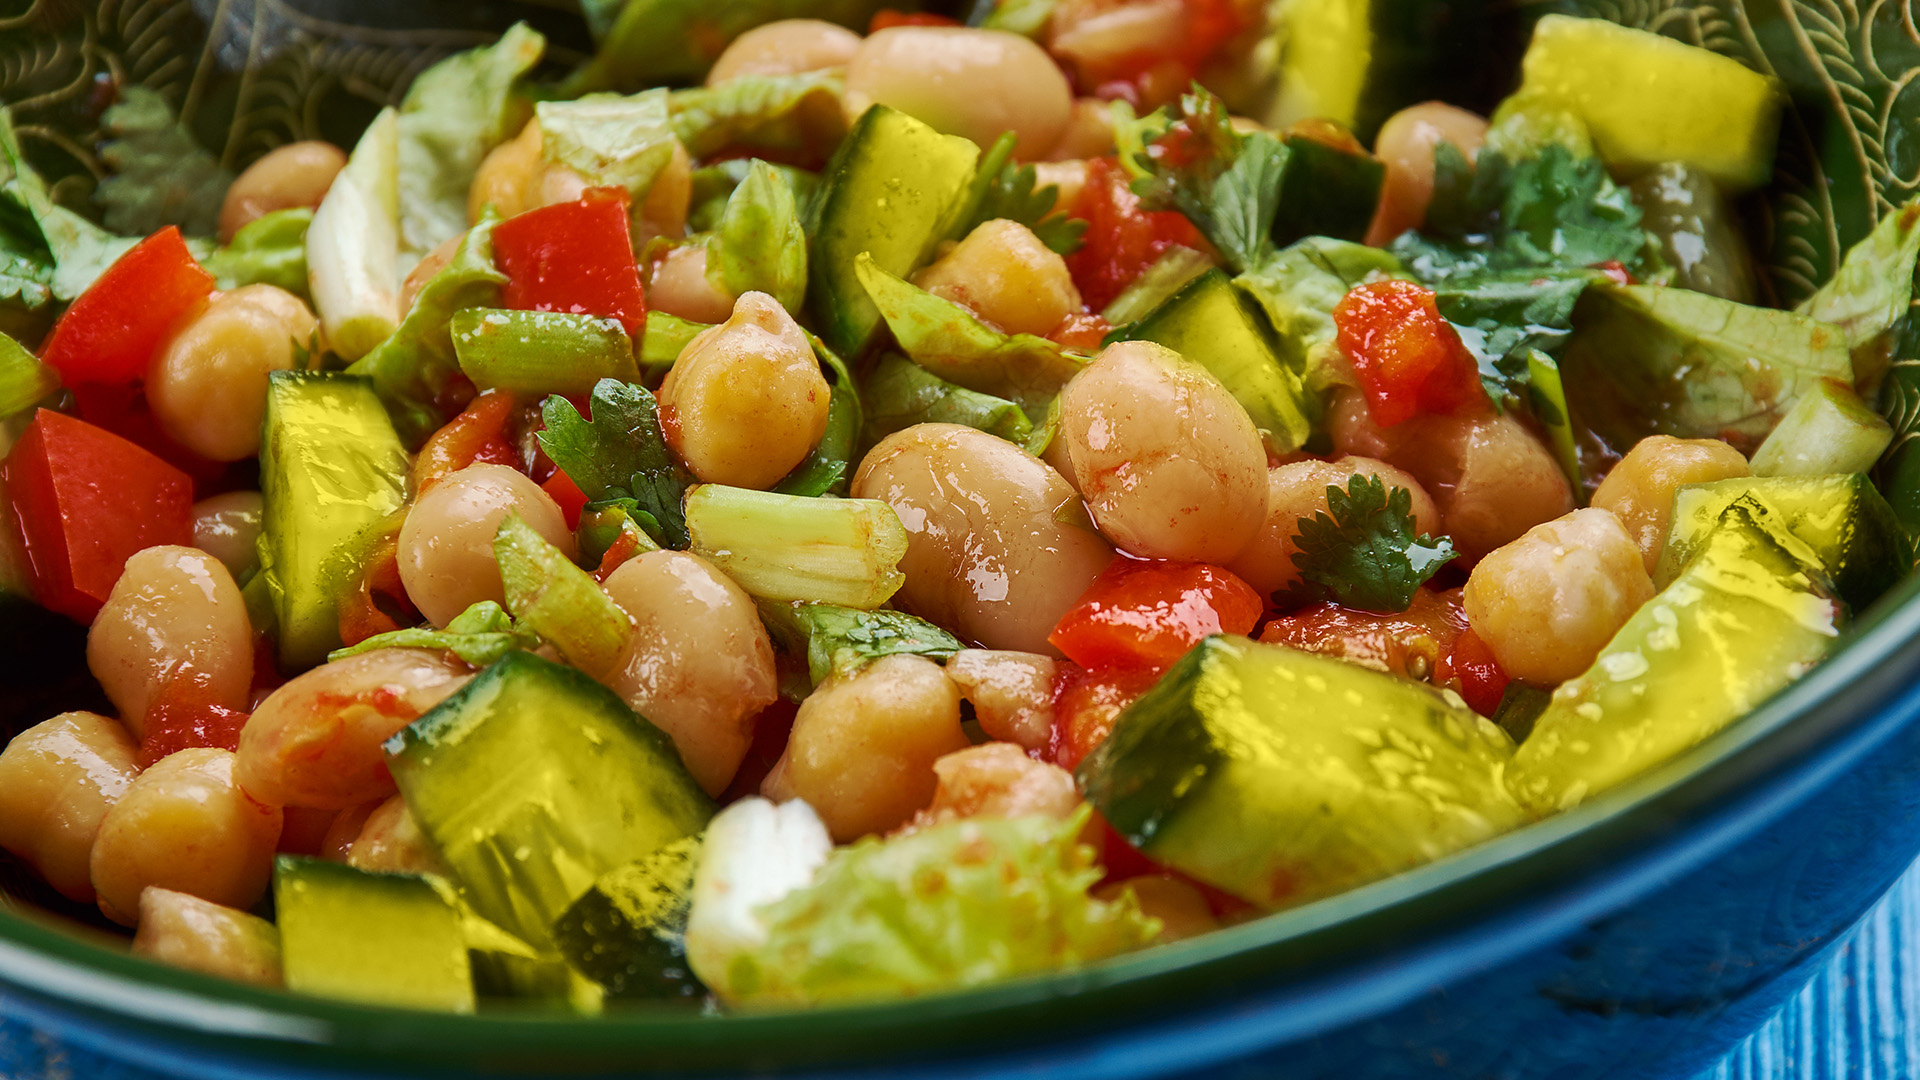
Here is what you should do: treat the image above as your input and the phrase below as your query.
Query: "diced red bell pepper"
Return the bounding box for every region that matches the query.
[68,381,231,495]
[139,667,251,767]
[542,469,588,531]
[869,9,960,30]
[39,227,215,386]
[1049,557,1263,672]
[1333,279,1487,428]
[1448,627,1511,717]
[3,409,193,623]
[1049,663,1159,772]
[494,188,647,341]
[1258,587,1468,682]
[1064,157,1207,311]
[410,390,522,494]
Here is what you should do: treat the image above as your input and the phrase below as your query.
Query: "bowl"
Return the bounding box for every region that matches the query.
[3,1,1919,1077]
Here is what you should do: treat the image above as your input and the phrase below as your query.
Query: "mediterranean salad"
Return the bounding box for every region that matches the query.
[0,0,1913,1015]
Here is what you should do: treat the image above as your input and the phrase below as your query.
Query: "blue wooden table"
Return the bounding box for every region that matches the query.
[5,861,1920,1080]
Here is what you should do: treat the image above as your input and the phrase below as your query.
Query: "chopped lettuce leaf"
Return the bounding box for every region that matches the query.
[567,0,885,93]
[0,107,137,309]
[759,600,966,687]
[345,213,506,446]
[1280,473,1457,613]
[307,108,402,361]
[864,352,1035,448]
[1127,87,1288,273]
[705,805,1158,1007]
[538,378,692,549]
[709,160,808,314]
[1234,237,1406,394]
[773,331,861,498]
[855,252,1086,416]
[328,601,538,667]
[205,208,312,297]
[494,512,630,678]
[670,73,846,161]
[95,87,232,238]
[0,330,58,420]
[684,797,834,1004]
[689,159,820,233]
[396,23,544,271]
[536,91,678,201]
[1796,196,1920,383]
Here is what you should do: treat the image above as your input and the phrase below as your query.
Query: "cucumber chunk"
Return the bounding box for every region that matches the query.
[552,835,705,1002]
[386,652,714,950]
[1510,503,1841,812]
[1271,133,1384,248]
[806,105,979,357]
[1121,269,1313,454]
[1658,473,1905,612]
[274,856,474,1012]
[1518,15,1782,190]
[1077,636,1522,910]
[1748,379,1894,479]
[258,371,409,670]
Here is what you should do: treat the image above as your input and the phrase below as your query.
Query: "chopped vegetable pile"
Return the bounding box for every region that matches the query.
[1,0,1914,1019]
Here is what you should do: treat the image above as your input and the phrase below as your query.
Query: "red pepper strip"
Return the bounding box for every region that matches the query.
[542,469,588,531]
[1448,627,1511,717]
[3,409,193,623]
[1049,557,1263,673]
[411,390,521,495]
[494,187,647,342]
[1333,279,1487,428]
[336,513,420,650]
[1048,662,1159,772]
[39,227,215,386]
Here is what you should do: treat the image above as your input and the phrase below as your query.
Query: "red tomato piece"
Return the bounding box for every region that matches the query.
[139,672,251,767]
[869,9,960,30]
[68,381,230,495]
[39,227,215,386]
[1049,663,1159,772]
[1050,558,1263,672]
[494,188,647,341]
[1064,157,1207,311]
[542,469,589,531]
[1333,279,1487,428]
[1448,627,1511,717]
[1048,311,1112,353]
[3,409,193,623]
[1258,587,1468,681]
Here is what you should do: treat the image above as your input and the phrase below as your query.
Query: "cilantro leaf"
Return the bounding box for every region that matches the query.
[949,132,1086,256]
[1432,268,1596,408]
[1283,473,1457,614]
[1127,86,1287,273]
[95,87,232,238]
[329,601,538,667]
[760,600,965,687]
[538,378,693,549]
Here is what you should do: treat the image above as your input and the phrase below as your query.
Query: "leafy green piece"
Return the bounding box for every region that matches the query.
[565,0,885,93]
[1283,473,1457,613]
[536,91,678,200]
[709,160,808,313]
[689,159,819,233]
[95,87,232,238]
[538,378,692,549]
[205,208,312,297]
[715,807,1158,1007]
[0,108,137,310]
[971,0,1057,35]
[452,308,638,397]
[1127,87,1288,274]
[308,108,401,362]
[328,601,538,667]
[774,332,861,498]
[855,252,1086,416]
[396,23,544,269]
[670,73,845,161]
[864,352,1034,448]
[345,214,506,446]
[948,132,1085,256]
[0,330,58,419]
[494,512,630,678]
[1234,237,1406,394]
[1797,196,1920,380]
[1432,268,1597,408]
[759,600,965,686]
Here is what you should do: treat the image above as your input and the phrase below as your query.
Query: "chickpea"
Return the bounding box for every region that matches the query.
[1367,102,1489,246]
[396,463,575,627]
[913,219,1083,337]
[469,119,544,223]
[903,742,1080,834]
[636,141,693,245]
[1591,435,1750,574]
[1463,508,1654,686]
[218,141,347,243]
[87,546,252,741]
[852,424,1115,654]
[658,291,830,489]
[234,648,472,810]
[1095,875,1218,943]
[346,795,445,876]
[318,800,380,862]
[1227,457,1441,599]
[148,285,318,462]
[600,550,779,796]
[0,712,139,902]
[1044,99,1118,161]
[90,748,283,926]
[1048,0,1186,89]
[779,654,970,842]
[1058,341,1268,563]
[399,234,462,316]
[944,649,1057,751]
[708,19,862,84]
[191,491,264,582]
[132,887,283,987]
[845,27,1072,159]
[1032,160,1090,212]
[648,245,736,324]
[1329,390,1573,561]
